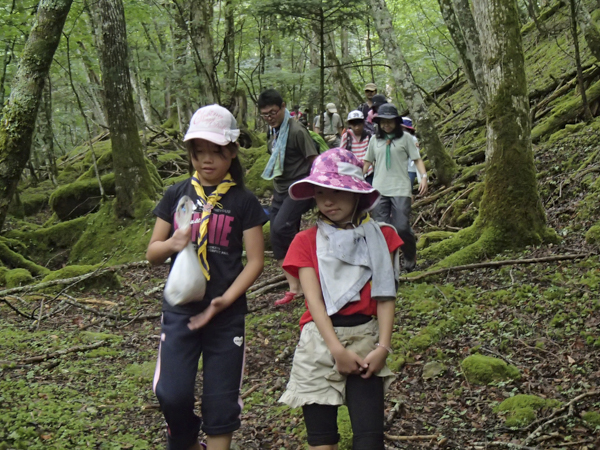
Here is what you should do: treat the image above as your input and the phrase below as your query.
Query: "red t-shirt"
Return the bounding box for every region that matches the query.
[283,225,403,329]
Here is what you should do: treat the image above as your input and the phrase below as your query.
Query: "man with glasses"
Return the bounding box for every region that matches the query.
[258,89,318,305]
[358,82,377,118]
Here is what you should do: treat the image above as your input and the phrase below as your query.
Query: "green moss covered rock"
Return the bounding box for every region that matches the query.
[582,411,600,427]
[245,148,273,198]
[585,224,600,246]
[69,201,154,266]
[49,173,116,221]
[41,264,120,292]
[495,394,560,427]
[461,354,521,385]
[5,268,34,288]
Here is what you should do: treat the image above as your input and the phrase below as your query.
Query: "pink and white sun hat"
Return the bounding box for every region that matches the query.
[183,104,240,145]
[289,148,380,211]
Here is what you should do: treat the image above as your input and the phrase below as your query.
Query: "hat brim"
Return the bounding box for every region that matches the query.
[373,114,399,121]
[402,125,415,131]
[183,130,232,145]
[327,108,338,114]
[289,177,381,212]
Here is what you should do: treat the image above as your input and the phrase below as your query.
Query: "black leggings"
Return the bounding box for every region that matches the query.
[302,375,385,449]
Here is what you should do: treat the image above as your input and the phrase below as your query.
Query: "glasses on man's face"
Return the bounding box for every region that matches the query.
[365,90,376,94]
[260,107,281,119]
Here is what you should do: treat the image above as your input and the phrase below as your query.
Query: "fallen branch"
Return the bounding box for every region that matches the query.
[1,341,107,367]
[0,261,150,297]
[399,253,591,282]
[59,294,160,321]
[473,442,537,449]
[248,274,285,293]
[413,185,465,209]
[248,280,287,298]
[438,186,476,226]
[384,433,439,442]
[523,389,600,445]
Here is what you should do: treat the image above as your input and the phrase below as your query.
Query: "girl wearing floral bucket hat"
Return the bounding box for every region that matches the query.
[279,148,402,450]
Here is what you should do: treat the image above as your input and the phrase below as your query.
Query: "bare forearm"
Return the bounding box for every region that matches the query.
[415,159,427,177]
[376,300,395,348]
[363,161,373,175]
[220,258,264,307]
[146,239,178,265]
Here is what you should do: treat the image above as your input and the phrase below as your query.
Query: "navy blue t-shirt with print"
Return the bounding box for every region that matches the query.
[153,177,268,316]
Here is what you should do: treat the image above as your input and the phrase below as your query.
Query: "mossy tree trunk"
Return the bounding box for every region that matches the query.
[570,0,593,121]
[576,2,600,62]
[450,0,487,109]
[437,0,484,109]
[425,0,554,267]
[326,34,364,115]
[95,0,156,218]
[36,78,58,185]
[368,0,456,186]
[0,0,73,232]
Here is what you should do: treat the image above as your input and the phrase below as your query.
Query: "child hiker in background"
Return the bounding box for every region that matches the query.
[340,110,373,184]
[363,104,428,272]
[146,104,267,450]
[279,148,402,450]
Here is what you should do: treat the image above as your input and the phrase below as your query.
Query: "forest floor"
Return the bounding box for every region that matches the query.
[1,181,600,449]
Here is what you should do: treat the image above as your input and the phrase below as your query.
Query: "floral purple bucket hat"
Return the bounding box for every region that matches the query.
[288,148,380,211]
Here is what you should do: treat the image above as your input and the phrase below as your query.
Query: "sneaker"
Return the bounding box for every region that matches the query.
[274,291,297,306]
[403,258,416,273]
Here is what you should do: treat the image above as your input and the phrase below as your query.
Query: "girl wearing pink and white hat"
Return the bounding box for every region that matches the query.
[279,148,402,450]
[147,104,267,450]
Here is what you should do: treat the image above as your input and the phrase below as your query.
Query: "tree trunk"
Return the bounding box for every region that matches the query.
[437,0,484,108]
[0,0,73,232]
[368,0,456,186]
[326,34,363,115]
[76,40,107,127]
[473,0,550,246]
[224,0,236,92]
[130,66,154,126]
[570,0,593,121]
[188,0,219,104]
[35,77,58,184]
[95,0,156,218]
[452,0,486,105]
[576,2,600,62]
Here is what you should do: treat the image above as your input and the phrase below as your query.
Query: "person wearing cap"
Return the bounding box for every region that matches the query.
[314,103,343,148]
[258,89,319,306]
[147,104,268,450]
[363,103,428,272]
[340,110,374,184]
[358,82,378,118]
[366,94,388,130]
[280,148,402,450]
[401,117,422,187]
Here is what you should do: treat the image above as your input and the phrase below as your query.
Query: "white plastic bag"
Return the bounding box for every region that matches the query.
[164,196,206,306]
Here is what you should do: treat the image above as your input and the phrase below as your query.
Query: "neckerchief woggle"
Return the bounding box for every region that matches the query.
[190,172,236,280]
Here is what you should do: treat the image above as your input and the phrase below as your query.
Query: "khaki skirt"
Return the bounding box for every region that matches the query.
[279,319,395,408]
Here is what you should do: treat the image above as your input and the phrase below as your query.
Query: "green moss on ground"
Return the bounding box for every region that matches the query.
[461,354,521,385]
[69,201,154,266]
[417,231,456,250]
[263,222,272,251]
[337,405,353,450]
[5,216,87,270]
[5,268,34,288]
[495,394,561,427]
